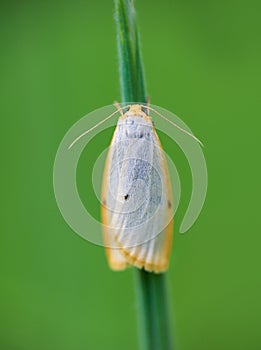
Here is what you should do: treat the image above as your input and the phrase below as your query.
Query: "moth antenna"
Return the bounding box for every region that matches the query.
[113,101,124,116]
[141,105,204,147]
[145,96,151,115]
[68,105,130,149]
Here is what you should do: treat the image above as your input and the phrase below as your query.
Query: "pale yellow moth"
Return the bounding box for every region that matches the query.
[69,104,202,273]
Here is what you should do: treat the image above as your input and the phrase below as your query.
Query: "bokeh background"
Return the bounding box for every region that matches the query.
[1,0,260,349]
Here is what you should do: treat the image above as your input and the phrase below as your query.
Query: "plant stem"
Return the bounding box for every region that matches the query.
[114,0,146,103]
[135,271,173,350]
[114,1,173,349]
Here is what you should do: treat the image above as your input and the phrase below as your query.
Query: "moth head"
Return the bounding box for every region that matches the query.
[124,104,151,122]
[128,104,143,115]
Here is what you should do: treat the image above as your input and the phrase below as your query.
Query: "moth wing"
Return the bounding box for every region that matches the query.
[101,126,173,273]
[101,137,129,271]
[115,129,173,273]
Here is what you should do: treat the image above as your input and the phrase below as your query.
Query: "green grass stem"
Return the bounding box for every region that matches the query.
[114,1,174,349]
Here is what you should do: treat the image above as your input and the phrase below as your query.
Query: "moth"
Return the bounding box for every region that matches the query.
[69,104,202,273]
[102,104,173,273]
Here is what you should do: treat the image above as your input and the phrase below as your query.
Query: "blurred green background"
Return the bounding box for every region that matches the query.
[1,0,260,349]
